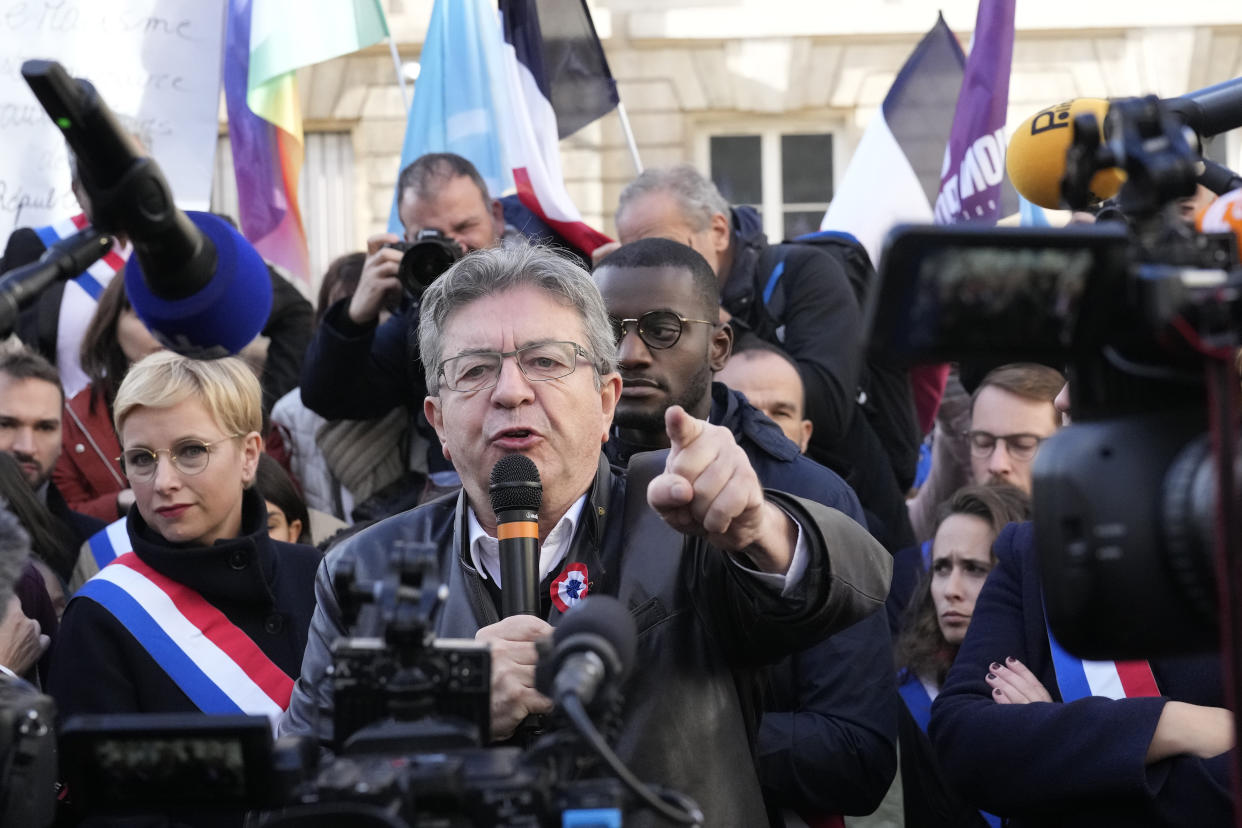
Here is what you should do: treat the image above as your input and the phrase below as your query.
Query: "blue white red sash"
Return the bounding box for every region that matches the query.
[76,552,293,721]
[1045,618,1160,701]
[33,213,126,299]
[896,671,1001,828]
[87,517,131,570]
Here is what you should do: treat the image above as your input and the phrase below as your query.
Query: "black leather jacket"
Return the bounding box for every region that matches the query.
[280,452,890,827]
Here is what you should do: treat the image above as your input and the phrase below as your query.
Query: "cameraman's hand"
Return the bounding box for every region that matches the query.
[347,233,405,326]
[475,615,554,740]
[0,596,49,676]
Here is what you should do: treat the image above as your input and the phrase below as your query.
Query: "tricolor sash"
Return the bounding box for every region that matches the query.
[33,213,126,299]
[896,672,1001,828]
[76,553,293,721]
[1045,619,1160,702]
[87,518,131,570]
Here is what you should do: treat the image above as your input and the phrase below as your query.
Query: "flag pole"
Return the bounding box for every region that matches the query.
[615,101,643,173]
[388,36,410,110]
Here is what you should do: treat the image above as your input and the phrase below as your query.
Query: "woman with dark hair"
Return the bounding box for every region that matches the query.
[891,483,1031,828]
[254,454,311,545]
[52,275,163,522]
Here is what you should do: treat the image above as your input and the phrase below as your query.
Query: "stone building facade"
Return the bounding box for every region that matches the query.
[214,0,1242,290]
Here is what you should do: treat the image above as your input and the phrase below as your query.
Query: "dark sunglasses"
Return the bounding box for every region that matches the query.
[610,310,715,350]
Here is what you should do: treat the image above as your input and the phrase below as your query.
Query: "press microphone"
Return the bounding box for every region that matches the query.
[0,226,113,337]
[20,59,272,358]
[489,454,542,617]
[535,594,636,708]
[1007,77,1242,210]
[1007,98,1126,209]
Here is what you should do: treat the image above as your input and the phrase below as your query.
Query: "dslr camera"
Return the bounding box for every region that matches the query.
[386,229,464,296]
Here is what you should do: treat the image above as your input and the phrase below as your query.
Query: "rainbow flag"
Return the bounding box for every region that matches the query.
[224,0,388,284]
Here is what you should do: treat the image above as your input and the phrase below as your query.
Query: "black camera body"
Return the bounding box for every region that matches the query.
[866,93,1242,660]
[386,230,464,296]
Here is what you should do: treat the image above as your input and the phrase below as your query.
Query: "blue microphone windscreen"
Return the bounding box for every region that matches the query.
[125,211,272,357]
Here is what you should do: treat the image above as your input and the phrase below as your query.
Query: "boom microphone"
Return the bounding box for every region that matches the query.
[20,59,271,358]
[0,227,113,337]
[489,454,542,617]
[535,594,636,708]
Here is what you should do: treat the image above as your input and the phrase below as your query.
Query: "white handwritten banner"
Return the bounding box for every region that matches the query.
[0,0,226,235]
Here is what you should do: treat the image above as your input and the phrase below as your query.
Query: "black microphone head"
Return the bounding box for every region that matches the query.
[1,227,45,274]
[488,454,542,514]
[535,594,638,701]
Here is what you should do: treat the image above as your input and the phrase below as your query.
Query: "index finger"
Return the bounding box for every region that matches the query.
[366,232,401,255]
[664,405,706,451]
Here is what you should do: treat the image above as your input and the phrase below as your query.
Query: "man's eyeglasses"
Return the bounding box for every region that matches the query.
[117,435,242,481]
[438,341,593,393]
[965,430,1045,461]
[610,310,715,350]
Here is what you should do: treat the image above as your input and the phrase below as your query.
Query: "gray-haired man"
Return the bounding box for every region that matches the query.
[282,242,890,827]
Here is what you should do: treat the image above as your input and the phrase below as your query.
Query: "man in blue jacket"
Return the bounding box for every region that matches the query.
[594,237,897,825]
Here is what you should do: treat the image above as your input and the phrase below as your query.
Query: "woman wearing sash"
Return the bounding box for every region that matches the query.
[931,521,1231,819]
[891,484,1029,828]
[48,351,321,721]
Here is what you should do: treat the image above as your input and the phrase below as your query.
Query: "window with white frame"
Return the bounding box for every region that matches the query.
[701,128,835,242]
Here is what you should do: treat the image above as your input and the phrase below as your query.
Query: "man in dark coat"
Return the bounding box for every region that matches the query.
[280,242,892,828]
[610,164,915,551]
[595,237,897,824]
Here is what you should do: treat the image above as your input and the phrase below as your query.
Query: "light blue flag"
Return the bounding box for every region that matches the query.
[388,0,514,232]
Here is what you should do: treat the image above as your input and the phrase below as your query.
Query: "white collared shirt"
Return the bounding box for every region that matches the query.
[465,491,808,597]
[467,494,588,585]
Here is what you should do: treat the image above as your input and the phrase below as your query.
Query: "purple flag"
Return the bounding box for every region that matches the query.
[933,0,1016,225]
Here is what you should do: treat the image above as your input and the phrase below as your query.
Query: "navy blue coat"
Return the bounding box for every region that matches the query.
[930,522,1231,827]
[608,383,898,818]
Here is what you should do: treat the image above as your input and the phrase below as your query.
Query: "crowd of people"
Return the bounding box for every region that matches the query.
[0,143,1232,828]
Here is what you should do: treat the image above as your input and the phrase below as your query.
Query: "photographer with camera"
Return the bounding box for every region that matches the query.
[281,242,891,827]
[298,153,507,425]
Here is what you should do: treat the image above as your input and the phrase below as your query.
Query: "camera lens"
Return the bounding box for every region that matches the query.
[395,231,463,296]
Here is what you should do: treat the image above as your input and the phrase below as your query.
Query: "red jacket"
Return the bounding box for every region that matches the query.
[53,386,125,522]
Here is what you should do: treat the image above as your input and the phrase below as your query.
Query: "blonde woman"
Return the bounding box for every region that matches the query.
[49,352,320,719]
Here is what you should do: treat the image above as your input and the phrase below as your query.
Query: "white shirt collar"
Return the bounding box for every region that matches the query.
[467,493,588,585]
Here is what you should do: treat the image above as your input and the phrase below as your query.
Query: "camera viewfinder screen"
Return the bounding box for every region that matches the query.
[869,225,1127,363]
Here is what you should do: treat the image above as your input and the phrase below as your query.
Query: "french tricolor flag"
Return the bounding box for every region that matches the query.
[498,0,616,255]
[820,14,965,266]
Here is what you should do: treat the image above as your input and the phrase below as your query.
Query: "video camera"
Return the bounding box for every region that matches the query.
[55,540,702,827]
[866,91,1242,661]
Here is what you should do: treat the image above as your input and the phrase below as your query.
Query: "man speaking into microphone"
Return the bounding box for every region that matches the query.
[281,242,890,827]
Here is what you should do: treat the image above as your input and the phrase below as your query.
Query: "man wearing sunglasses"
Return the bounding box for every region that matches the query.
[282,242,891,828]
[594,238,898,825]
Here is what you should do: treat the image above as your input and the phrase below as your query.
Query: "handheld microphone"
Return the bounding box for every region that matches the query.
[1008,77,1242,210]
[488,454,542,617]
[0,227,113,337]
[20,59,272,358]
[535,594,636,708]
